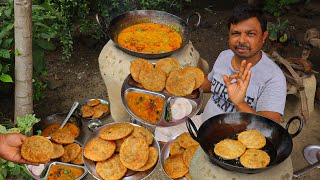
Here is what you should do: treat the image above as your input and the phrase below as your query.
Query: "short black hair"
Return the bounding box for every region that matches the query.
[227,4,267,32]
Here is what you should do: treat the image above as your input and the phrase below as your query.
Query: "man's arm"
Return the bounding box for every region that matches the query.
[201,74,212,93]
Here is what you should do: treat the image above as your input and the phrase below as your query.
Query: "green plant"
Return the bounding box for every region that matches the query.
[0,114,41,180]
[263,0,301,17]
[267,18,289,43]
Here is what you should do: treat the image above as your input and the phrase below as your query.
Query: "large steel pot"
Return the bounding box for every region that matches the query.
[186,112,303,174]
[96,10,200,59]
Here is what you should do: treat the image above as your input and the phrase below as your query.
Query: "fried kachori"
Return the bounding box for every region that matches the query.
[87,99,101,106]
[170,141,185,155]
[60,143,81,163]
[93,104,109,114]
[100,122,134,140]
[92,109,104,119]
[51,132,75,144]
[64,123,80,138]
[81,100,109,119]
[71,147,84,165]
[177,132,199,149]
[21,135,54,163]
[238,129,266,149]
[139,65,167,92]
[185,172,191,180]
[240,149,270,168]
[155,57,181,77]
[96,154,127,180]
[136,147,159,171]
[84,137,116,161]
[119,136,149,170]
[50,142,65,159]
[214,139,246,160]
[130,126,154,145]
[182,66,204,90]
[130,58,153,83]
[182,145,199,168]
[164,154,189,179]
[166,69,195,96]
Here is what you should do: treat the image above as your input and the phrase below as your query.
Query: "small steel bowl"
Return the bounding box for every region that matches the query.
[77,99,110,120]
[87,119,103,132]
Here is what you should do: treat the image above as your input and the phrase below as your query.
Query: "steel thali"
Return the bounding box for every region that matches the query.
[121,74,203,127]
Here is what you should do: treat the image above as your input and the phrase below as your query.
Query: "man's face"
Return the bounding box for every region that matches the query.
[228,17,268,59]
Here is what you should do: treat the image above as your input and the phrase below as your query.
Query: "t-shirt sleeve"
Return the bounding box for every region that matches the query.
[256,72,287,115]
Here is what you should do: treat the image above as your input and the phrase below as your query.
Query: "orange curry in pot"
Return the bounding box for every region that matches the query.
[47,164,84,180]
[117,23,182,54]
[126,91,164,123]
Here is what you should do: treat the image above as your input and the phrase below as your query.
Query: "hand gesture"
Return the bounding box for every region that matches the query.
[223,60,252,106]
[0,133,38,165]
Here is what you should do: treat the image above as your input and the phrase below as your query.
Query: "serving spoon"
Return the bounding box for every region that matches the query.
[59,101,79,129]
[293,151,320,178]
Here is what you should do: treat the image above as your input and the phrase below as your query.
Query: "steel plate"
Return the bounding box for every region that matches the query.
[304,144,320,168]
[77,99,110,120]
[121,74,203,127]
[160,135,186,180]
[83,122,161,180]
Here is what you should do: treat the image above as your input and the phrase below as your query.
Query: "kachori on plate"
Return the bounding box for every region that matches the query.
[130,126,154,145]
[214,139,246,160]
[166,69,195,96]
[182,145,199,168]
[177,132,199,149]
[182,66,205,90]
[136,147,159,171]
[130,58,153,83]
[169,141,185,155]
[100,122,134,140]
[84,137,116,161]
[164,154,189,179]
[96,154,127,180]
[139,65,167,92]
[155,57,181,76]
[50,142,64,159]
[60,143,81,163]
[71,147,84,165]
[50,132,75,144]
[240,149,270,168]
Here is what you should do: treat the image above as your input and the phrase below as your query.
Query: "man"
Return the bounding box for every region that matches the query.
[155,4,286,142]
[0,133,37,164]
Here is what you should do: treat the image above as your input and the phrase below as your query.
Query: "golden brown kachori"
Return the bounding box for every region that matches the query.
[130,126,154,145]
[21,136,53,163]
[92,109,104,119]
[50,142,65,159]
[185,172,191,180]
[214,139,246,160]
[166,70,195,96]
[238,129,266,149]
[71,147,84,165]
[93,104,109,114]
[87,99,101,106]
[240,149,270,168]
[155,57,181,76]
[64,123,80,138]
[169,141,185,155]
[182,66,205,90]
[164,154,189,179]
[136,147,159,171]
[130,58,153,83]
[51,132,75,144]
[182,145,199,168]
[177,132,199,149]
[100,122,134,140]
[60,143,81,163]
[96,154,127,180]
[84,137,116,161]
[139,65,167,92]
[119,136,149,170]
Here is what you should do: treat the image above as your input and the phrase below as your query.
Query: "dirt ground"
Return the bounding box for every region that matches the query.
[1,0,320,179]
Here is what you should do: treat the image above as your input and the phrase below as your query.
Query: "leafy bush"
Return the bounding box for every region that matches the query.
[267,18,289,43]
[263,0,301,17]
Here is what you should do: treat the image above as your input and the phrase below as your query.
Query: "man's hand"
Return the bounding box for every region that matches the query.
[0,133,38,165]
[223,60,252,106]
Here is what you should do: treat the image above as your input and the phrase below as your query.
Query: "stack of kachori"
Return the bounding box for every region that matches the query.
[213,129,270,169]
[83,123,159,180]
[21,131,84,166]
[164,132,199,179]
[129,58,204,96]
[80,99,109,118]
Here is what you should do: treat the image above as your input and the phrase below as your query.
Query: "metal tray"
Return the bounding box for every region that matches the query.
[160,135,186,180]
[83,122,161,180]
[76,99,110,120]
[121,74,203,127]
[25,140,87,179]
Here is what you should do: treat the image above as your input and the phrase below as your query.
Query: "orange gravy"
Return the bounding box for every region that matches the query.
[47,164,84,180]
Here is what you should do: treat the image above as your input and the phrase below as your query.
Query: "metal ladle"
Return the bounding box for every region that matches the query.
[59,101,79,129]
[293,151,320,178]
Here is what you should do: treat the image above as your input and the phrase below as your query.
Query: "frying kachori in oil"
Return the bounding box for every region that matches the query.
[155,57,181,76]
[177,132,199,149]
[139,65,167,92]
[182,66,205,90]
[96,154,127,180]
[60,143,81,163]
[84,137,116,161]
[136,147,159,171]
[119,136,149,170]
[214,139,246,160]
[50,142,65,159]
[238,129,266,149]
[130,58,153,83]
[166,70,196,96]
[21,136,54,163]
[240,149,270,168]
[100,122,134,140]
[164,154,189,179]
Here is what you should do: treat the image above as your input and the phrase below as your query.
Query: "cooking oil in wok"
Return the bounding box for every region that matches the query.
[208,134,277,168]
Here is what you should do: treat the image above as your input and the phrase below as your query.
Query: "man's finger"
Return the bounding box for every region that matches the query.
[223,75,231,88]
[240,62,252,81]
[238,60,246,77]
[244,69,252,86]
[229,74,238,81]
